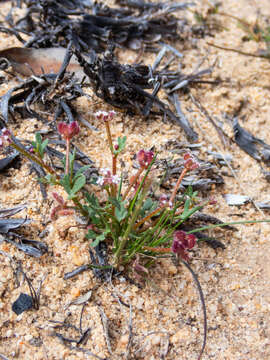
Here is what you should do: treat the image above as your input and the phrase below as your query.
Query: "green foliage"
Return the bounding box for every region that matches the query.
[114,136,126,155]
[32,133,48,159]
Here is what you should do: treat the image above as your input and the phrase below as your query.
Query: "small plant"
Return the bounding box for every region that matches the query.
[0,112,213,269]
[2,113,270,360]
[1,114,269,269]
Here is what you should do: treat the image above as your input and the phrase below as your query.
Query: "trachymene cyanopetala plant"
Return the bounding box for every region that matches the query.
[1,112,269,270]
[0,111,210,269]
[2,111,270,360]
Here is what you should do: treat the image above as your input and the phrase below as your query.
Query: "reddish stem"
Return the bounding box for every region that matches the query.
[134,205,165,230]
[122,167,144,200]
[169,168,188,206]
[65,138,70,176]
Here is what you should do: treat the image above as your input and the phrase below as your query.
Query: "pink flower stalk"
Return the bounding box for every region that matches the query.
[171,230,196,261]
[95,110,116,122]
[57,121,80,140]
[183,153,199,171]
[137,149,154,168]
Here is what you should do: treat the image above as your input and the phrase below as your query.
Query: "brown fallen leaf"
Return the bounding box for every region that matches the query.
[0,47,84,78]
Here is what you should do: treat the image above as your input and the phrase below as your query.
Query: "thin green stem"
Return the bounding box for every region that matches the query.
[133,205,165,230]
[11,142,57,178]
[187,219,270,233]
[114,184,150,266]
[72,197,88,218]
[123,167,144,200]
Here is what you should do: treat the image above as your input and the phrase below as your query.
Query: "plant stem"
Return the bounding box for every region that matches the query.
[143,246,171,253]
[133,205,165,230]
[112,154,117,198]
[72,197,88,218]
[207,41,270,59]
[105,121,113,152]
[187,219,270,233]
[122,167,144,200]
[169,168,188,205]
[114,185,149,266]
[65,139,70,176]
[11,142,57,177]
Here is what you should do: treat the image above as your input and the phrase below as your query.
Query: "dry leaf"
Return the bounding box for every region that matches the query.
[0,47,83,78]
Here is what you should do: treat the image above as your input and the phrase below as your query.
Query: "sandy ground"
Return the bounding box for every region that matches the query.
[0,0,270,359]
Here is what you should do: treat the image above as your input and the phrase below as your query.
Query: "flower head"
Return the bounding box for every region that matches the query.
[57,121,80,140]
[171,230,196,261]
[97,168,120,186]
[0,128,12,149]
[183,153,199,171]
[95,110,116,122]
[159,194,168,207]
[137,149,154,168]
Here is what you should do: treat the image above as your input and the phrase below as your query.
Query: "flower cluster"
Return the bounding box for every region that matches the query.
[183,153,199,171]
[96,168,120,186]
[0,128,11,149]
[159,194,169,207]
[137,149,154,168]
[95,110,116,122]
[171,230,196,261]
[57,121,80,141]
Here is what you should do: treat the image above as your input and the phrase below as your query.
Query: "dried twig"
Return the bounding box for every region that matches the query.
[98,305,112,355]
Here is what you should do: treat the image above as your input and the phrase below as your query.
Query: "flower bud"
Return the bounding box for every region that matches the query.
[57,121,80,140]
[137,149,154,168]
[171,230,196,260]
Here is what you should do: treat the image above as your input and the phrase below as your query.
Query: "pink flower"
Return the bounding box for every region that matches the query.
[159,194,168,207]
[95,110,116,122]
[137,150,154,168]
[97,168,120,186]
[0,128,12,149]
[57,121,80,140]
[171,230,196,261]
[183,153,199,171]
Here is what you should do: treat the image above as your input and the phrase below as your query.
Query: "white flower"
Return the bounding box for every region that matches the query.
[111,174,120,184]
[100,168,110,176]
[96,176,104,186]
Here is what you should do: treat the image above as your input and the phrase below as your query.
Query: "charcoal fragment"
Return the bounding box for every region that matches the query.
[12,293,33,315]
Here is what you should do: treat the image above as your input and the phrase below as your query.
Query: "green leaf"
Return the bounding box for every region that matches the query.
[31,133,48,158]
[86,229,97,239]
[40,138,49,156]
[60,175,71,194]
[108,197,121,210]
[73,165,90,182]
[116,136,126,153]
[85,193,100,208]
[115,202,128,222]
[89,230,110,247]
[41,174,58,185]
[139,198,157,218]
[69,149,76,177]
[68,174,85,199]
